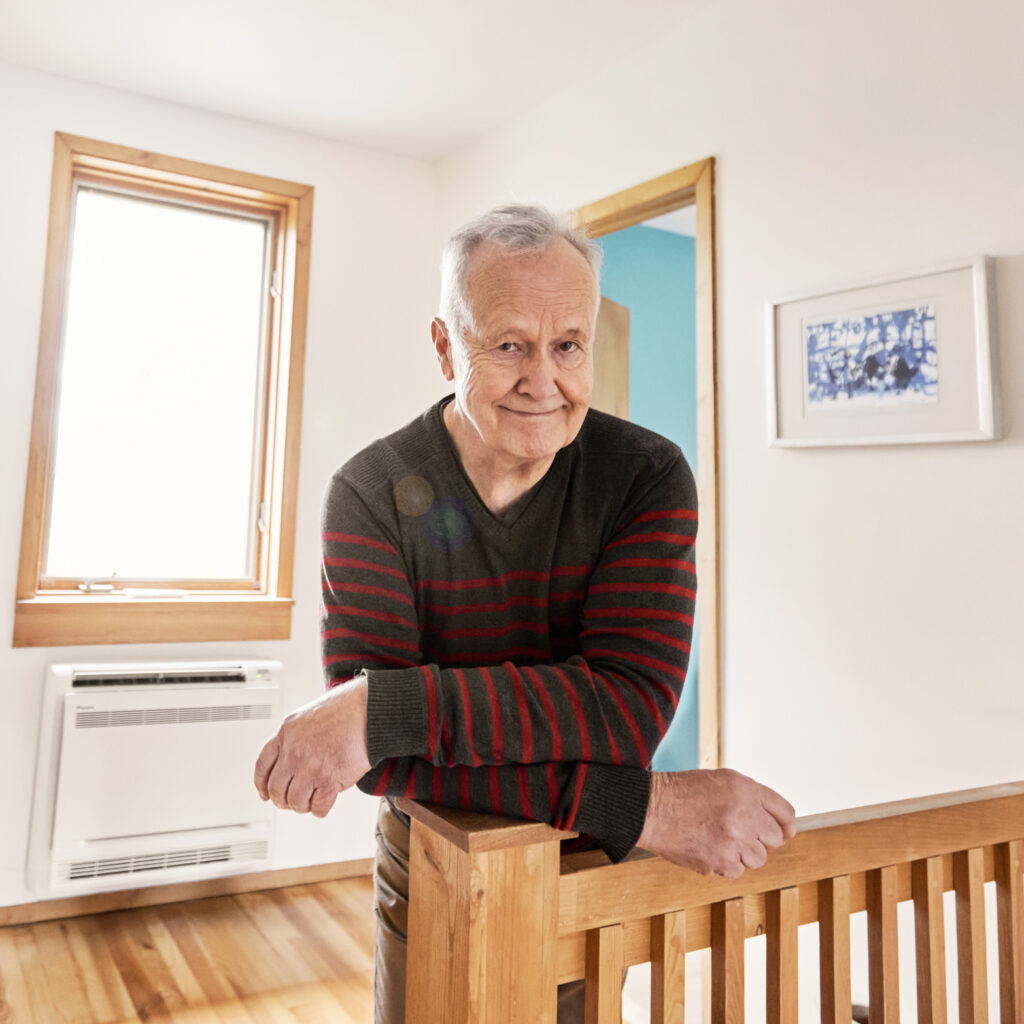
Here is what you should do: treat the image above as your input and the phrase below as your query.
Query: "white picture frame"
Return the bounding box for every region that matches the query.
[767,256,998,447]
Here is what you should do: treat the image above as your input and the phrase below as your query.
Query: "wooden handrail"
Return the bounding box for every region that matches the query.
[399,782,1024,1023]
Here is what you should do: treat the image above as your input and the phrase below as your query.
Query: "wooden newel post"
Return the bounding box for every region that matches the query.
[397,799,566,1024]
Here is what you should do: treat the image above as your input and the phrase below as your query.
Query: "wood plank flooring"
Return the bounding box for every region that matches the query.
[0,877,375,1023]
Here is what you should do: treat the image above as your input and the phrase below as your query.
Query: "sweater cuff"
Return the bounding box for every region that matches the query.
[365,667,430,764]
[572,764,651,863]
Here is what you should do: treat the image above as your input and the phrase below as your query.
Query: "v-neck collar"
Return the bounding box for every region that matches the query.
[429,396,575,537]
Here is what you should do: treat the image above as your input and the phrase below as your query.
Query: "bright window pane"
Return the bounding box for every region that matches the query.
[44,189,269,581]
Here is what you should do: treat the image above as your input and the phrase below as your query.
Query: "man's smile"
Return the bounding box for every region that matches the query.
[499,406,565,417]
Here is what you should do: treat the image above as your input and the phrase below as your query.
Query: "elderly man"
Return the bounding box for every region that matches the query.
[255,204,796,1022]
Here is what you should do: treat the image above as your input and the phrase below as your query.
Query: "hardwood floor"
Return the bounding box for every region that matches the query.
[0,877,376,1023]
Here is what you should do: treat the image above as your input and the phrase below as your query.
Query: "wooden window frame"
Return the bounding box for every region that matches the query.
[13,133,313,647]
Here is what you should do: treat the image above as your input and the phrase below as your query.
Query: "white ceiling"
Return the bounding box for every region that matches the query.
[644,207,697,237]
[0,0,700,160]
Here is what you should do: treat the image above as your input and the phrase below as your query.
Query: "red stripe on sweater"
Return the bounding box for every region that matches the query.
[415,565,592,591]
[428,620,548,640]
[577,659,623,764]
[404,764,418,798]
[323,556,406,579]
[323,580,415,606]
[487,765,502,815]
[589,582,696,600]
[551,666,592,761]
[586,606,694,625]
[606,531,696,550]
[323,604,418,627]
[604,557,696,574]
[566,763,589,830]
[523,666,562,761]
[441,719,452,765]
[423,591,585,615]
[430,646,550,664]
[372,760,395,796]
[516,765,536,819]
[322,532,399,556]
[421,666,438,757]
[324,652,414,670]
[633,509,698,524]
[432,767,443,803]
[321,627,420,653]
[587,648,687,697]
[480,667,503,762]
[506,662,534,762]
[581,625,692,654]
[453,668,481,767]
[605,667,668,737]
[595,672,650,764]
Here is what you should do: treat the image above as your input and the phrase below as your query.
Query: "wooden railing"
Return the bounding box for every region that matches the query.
[397,781,1024,1023]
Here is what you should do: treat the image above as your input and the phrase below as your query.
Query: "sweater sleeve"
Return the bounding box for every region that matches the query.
[321,452,696,861]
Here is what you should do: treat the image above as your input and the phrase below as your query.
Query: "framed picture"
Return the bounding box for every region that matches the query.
[767,256,998,447]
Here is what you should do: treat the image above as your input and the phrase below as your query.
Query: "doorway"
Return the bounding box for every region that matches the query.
[575,158,720,772]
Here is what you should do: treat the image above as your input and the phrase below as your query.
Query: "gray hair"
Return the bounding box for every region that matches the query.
[439,203,602,339]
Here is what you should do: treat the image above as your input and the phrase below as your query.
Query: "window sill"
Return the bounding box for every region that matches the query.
[12,595,294,647]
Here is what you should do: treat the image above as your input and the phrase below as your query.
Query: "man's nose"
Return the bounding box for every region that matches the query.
[517,348,560,399]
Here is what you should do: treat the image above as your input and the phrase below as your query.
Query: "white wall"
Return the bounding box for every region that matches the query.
[435,0,1024,816]
[0,61,445,908]
[4,0,1023,921]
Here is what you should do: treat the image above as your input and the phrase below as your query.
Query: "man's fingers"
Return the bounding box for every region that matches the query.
[739,839,768,871]
[254,737,280,800]
[717,857,745,880]
[756,811,786,850]
[285,776,316,814]
[267,759,292,808]
[760,786,798,841]
[310,787,340,819]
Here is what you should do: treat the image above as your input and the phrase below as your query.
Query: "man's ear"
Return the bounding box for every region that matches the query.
[431,318,456,381]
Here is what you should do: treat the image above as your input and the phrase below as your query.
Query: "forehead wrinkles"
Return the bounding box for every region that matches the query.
[465,247,596,339]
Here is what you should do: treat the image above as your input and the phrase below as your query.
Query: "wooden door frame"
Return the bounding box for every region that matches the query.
[576,157,720,769]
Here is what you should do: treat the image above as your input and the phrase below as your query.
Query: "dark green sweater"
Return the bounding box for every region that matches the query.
[321,397,697,861]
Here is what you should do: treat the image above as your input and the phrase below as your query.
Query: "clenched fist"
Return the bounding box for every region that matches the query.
[637,769,796,878]
[253,676,372,818]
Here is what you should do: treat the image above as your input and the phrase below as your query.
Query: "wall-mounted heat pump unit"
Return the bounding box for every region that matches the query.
[28,659,282,897]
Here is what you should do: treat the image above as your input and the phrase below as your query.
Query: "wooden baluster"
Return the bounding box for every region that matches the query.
[954,847,989,1024]
[405,814,562,1024]
[912,856,948,1024]
[766,887,799,1024]
[867,865,900,1024]
[819,875,852,1024]
[996,840,1024,1024]
[711,897,745,1024]
[585,923,624,1024]
[651,910,686,1024]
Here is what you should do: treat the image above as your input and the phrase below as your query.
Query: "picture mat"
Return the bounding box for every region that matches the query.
[802,302,938,411]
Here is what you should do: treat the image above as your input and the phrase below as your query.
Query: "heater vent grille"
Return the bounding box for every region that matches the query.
[75,704,273,728]
[63,840,269,881]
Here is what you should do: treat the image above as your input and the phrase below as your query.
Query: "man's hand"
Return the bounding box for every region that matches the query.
[253,676,372,818]
[637,769,796,878]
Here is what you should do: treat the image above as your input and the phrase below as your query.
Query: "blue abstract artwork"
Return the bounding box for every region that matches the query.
[804,305,938,408]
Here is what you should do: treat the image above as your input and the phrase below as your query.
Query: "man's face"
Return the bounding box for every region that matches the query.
[435,239,597,465]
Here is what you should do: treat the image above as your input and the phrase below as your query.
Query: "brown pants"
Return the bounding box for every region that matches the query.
[373,799,588,1023]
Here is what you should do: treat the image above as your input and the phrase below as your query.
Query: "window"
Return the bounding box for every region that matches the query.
[14,133,313,646]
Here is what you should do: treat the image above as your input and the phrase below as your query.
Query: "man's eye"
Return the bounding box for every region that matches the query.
[497,342,518,353]
[559,341,579,353]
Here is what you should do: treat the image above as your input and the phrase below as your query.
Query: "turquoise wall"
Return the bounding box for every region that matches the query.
[598,225,698,771]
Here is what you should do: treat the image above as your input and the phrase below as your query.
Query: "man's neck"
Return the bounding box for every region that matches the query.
[443,402,555,516]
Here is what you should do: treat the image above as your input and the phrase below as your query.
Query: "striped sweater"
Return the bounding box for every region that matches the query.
[321,397,697,862]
